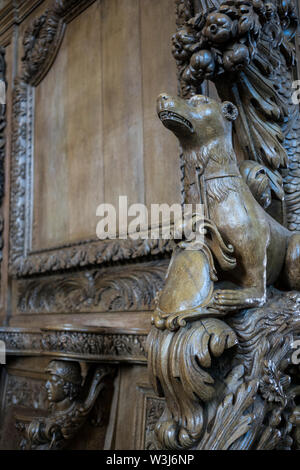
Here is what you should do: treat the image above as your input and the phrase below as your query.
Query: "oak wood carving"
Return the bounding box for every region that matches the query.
[147,0,300,451]
[0,0,299,451]
[15,361,113,450]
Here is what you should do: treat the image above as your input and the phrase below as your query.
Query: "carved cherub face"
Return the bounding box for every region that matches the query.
[157,93,238,150]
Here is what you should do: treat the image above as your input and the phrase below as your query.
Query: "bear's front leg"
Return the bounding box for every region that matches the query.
[211,287,267,311]
[209,228,268,312]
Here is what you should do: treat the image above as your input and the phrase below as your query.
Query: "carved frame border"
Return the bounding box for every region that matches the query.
[9,0,173,278]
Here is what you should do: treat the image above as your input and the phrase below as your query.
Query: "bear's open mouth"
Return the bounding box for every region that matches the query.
[159,111,193,133]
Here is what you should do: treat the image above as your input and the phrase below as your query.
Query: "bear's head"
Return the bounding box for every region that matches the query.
[157,93,238,151]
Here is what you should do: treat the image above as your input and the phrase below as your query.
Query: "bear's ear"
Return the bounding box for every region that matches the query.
[222,101,238,121]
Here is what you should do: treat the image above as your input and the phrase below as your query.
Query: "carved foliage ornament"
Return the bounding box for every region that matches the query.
[22,8,65,87]
[16,261,168,314]
[148,287,300,450]
[173,0,300,231]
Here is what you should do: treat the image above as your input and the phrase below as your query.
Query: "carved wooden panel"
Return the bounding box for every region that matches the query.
[14,260,168,315]
[9,0,180,280]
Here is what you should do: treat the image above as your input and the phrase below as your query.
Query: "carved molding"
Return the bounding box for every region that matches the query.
[0,329,41,354]
[16,261,168,314]
[0,47,5,270]
[10,79,33,269]
[53,0,97,23]
[0,326,148,363]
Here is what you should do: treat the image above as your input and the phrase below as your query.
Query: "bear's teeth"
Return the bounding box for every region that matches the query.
[159,111,193,131]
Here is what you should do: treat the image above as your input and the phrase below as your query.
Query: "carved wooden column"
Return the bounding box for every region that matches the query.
[147,0,300,450]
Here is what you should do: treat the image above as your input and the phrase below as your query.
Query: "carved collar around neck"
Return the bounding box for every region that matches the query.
[203,163,241,182]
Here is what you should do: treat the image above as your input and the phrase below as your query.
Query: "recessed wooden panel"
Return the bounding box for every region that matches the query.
[32,0,181,250]
[141,0,181,207]
[33,1,103,249]
[102,0,145,221]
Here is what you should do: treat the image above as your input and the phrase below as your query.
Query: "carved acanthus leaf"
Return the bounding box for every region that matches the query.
[148,290,300,450]
[17,261,168,314]
[147,318,238,449]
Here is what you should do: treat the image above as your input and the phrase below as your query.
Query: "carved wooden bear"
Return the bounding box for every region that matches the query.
[157,93,300,314]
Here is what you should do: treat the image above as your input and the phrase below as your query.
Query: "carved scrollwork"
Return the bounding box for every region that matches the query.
[148,289,300,450]
[147,317,238,449]
[17,261,168,314]
[15,361,113,450]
